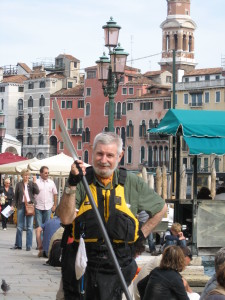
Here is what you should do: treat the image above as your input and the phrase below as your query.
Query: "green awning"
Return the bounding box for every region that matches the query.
[148,109,225,155]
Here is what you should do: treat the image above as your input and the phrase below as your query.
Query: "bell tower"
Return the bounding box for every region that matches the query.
[159,0,197,73]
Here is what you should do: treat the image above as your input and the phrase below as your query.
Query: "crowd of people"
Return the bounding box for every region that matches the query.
[0,132,225,300]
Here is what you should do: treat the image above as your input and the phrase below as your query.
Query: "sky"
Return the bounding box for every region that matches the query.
[1,0,225,74]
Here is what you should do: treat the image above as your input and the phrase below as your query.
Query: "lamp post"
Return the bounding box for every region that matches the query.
[0,110,6,153]
[96,17,128,132]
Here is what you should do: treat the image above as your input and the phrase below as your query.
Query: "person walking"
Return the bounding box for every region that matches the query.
[35,166,58,244]
[11,169,39,251]
[0,177,14,230]
[58,132,167,300]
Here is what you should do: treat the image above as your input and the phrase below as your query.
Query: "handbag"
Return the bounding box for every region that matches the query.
[23,186,35,216]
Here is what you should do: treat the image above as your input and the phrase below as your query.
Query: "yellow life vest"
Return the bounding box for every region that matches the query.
[74,168,139,244]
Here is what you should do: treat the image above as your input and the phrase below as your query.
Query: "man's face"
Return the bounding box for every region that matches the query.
[92,143,122,179]
[40,168,49,180]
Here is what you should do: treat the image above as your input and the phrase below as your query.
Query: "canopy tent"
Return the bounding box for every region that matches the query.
[28,153,75,176]
[0,152,27,166]
[148,109,225,155]
[0,157,38,175]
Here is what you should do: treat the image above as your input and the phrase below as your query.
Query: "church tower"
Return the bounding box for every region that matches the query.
[159,0,197,74]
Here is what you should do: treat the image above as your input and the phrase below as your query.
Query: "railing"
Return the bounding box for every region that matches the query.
[176,79,225,91]
[71,128,83,135]
[189,102,203,107]
[27,127,32,134]
[18,110,24,116]
[16,129,23,135]
[146,133,169,141]
[2,65,18,76]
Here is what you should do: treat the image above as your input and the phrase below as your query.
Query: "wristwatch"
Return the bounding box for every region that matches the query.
[65,186,76,195]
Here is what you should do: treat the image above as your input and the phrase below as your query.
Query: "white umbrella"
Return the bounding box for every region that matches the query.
[0,157,38,175]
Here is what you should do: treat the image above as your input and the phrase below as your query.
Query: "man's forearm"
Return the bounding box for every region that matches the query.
[141,203,167,238]
[58,189,77,224]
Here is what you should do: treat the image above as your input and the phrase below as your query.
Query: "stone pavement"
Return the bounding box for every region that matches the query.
[0,224,61,300]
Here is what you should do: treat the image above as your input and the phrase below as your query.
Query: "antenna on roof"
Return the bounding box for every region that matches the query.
[130,35,133,67]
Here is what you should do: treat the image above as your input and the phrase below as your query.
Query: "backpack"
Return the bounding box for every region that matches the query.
[46,239,62,267]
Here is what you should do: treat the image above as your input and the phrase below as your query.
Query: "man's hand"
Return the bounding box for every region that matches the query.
[68,160,86,186]
[33,175,37,183]
[52,204,56,213]
[178,232,185,240]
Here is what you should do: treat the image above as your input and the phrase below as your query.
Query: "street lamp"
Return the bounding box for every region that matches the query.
[96,17,128,132]
[0,110,6,153]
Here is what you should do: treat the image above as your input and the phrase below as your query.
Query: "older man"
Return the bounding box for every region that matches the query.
[58,132,167,300]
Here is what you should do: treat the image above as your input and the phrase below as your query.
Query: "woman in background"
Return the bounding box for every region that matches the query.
[1,177,14,230]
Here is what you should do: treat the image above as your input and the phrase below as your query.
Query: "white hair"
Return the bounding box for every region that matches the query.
[93,132,123,156]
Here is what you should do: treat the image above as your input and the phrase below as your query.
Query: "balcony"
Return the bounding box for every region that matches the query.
[27,127,32,134]
[176,79,225,91]
[38,127,44,134]
[39,107,45,113]
[27,107,33,114]
[189,102,203,108]
[18,110,24,116]
[146,133,169,142]
[16,129,23,135]
[71,128,83,136]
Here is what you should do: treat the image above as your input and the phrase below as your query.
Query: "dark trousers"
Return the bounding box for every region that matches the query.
[61,242,137,300]
[1,203,8,229]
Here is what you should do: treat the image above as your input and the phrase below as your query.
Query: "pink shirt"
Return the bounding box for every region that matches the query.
[35,178,57,210]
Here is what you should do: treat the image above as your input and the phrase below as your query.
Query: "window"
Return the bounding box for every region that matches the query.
[128,87,134,95]
[84,150,89,164]
[127,120,134,138]
[139,120,146,137]
[140,146,145,163]
[38,134,44,145]
[86,103,90,116]
[39,95,45,107]
[105,102,109,115]
[183,158,187,169]
[59,142,64,150]
[121,127,125,147]
[15,116,23,129]
[216,91,220,103]
[67,119,71,130]
[28,96,33,107]
[28,115,32,127]
[204,157,208,172]
[122,102,126,115]
[148,146,153,167]
[18,86,24,92]
[205,75,210,81]
[164,100,171,109]
[0,87,5,92]
[149,119,154,129]
[154,119,159,128]
[127,146,132,164]
[215,158,219,172]
[1,99,4,110]
[61,100,66,109]
[140,102,153,110]
[78,118,83,129]
[115,102,121,119]
[51,119,56,130]
[166,76,172,83]
[191,93,202,106]
[184,94,188,105]
[74,62,77,68]
[67,101,72,109]
[87,71,96,79]
[122,88,127,95]
[68,82,73,88]
[28,82,34,89]
[83,128,90,143]
[39,81,45,88]
[77,141,82,150]
[195,77,199,82]
[78,100,84,108]
[39,114,44,126]
[128,76,132,82]
[205,92,210,103]
[216,75,220,80]
[86,88,91,96]
[27,135,32,145]
[127,103,133,111]
[184,77,189,83]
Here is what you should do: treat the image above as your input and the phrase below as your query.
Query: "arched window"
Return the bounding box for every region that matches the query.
[141,146,145,163]
[159,146,163,164]
[154,119,159,128]
[85,128,90,143]
[1,99,4,111]
[164,146,169,163]
[122,102,126,115]
[84,150,89,164]
[121,127,125,147]
[153,146,158,165]
[18,99,23,110]
[37,153,44,159]
[27,135,32,145]
[49,136,57,156]
[127,120,134,138]
[26,152,33,159]
[128,146,132,164]
[183,34,187,51]
[86,103,90,116]
[116,102,121,119]
[149,119,154,129]
[38,134,44,145]
[188,36,192,52]
[105,102,109,116]
[166,34,170,51]
[39,113,44,126]
[39,95,45,107]
[28,96,33,108]
[116,127,120,135]
[174,34,178,51]
[139,120,146,137]
[28,115,33,127]
[148,146,153,167]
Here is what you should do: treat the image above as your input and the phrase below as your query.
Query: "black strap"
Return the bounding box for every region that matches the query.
[96,186,106,227]
[118,168,127,185]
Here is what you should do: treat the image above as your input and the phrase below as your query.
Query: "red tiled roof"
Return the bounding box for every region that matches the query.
[46,73,65,79]
[144,70,164,77]
[184,67,223,76]
[2,75,27,83]
[51,85,84,97]
[57,54,80,62]
[17,63,32,73]
[127,90,171,100]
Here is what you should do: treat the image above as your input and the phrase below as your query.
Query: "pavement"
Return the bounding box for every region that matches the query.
[0,224,61,300]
